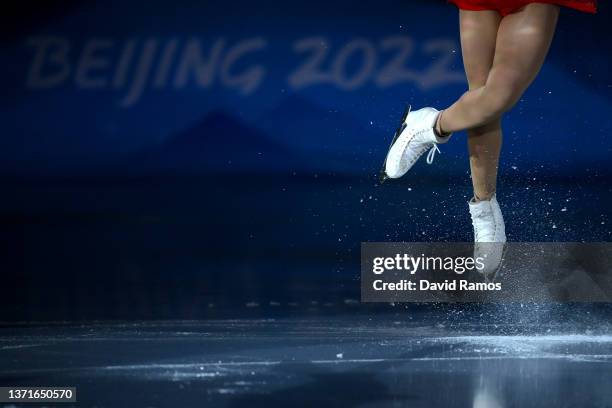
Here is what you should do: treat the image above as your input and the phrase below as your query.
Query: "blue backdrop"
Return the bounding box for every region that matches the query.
[2,0,611,319]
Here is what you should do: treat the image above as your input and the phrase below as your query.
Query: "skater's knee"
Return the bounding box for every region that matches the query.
[480,83,520,120]
[483,69,525,116]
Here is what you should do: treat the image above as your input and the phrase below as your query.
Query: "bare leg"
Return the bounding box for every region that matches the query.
[440,3,560,133]
[458,10,502,200]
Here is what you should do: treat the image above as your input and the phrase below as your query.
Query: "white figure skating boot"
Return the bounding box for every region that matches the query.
[380,106,451,183]
[469,194,507,280]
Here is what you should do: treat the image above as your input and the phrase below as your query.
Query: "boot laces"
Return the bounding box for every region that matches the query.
[407,130,440,165]
[426,144,440,165]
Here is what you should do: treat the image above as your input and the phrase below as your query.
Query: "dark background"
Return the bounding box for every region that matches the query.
[2,0,611,320]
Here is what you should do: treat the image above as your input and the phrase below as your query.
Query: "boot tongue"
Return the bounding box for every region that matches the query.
[469,199,492,219]
[469,200,496,242]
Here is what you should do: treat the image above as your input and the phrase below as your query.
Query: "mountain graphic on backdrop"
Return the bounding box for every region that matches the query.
[257,95,383,152]
[120,110,304,175]
[255,95,387,174]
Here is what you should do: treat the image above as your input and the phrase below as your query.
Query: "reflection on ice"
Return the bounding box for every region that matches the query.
[473,376,504,408]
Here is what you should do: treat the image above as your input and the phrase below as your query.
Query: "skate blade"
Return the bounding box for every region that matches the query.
[379,104,411,184]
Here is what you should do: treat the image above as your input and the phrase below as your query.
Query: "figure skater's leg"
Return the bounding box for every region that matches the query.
[458,10,502,201]
[381,4,557,182]
[439,3,559,133]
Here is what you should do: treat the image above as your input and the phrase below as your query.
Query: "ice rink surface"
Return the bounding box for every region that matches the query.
[1,307,612,407]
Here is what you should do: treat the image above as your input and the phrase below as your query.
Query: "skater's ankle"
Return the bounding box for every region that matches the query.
[434,111,451,138]
[473,192,495,202]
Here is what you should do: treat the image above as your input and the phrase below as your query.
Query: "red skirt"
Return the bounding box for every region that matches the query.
[448,0,597,16]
